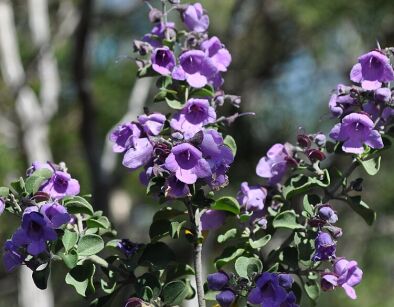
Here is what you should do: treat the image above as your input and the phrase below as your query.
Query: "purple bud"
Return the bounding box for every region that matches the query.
[216,289,236,307]
[325,225,343,238]
[374,87,391,103]
[148,8,162,23]
[314,133,326,147]
[297,134,311,148]
[318,205,338,224]
[207,271,229,290]
[306,149,326,162]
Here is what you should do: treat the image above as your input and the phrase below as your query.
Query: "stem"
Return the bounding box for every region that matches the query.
[185,200,206,307]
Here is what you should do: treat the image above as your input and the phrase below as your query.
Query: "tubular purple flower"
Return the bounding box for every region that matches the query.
[170,98,216,139]
[237,182,267,212]
[110,123,141,153]
[328,84,355,117]
[151,47,176,76]
[41,170,80,199]
[164,176,190,198]
[165,143,211,184]
[333,258,363,299]
[247,272,288,306]
[329,113,383,154]
[138,113,166,136]
[182,3,209,33]
[200,209,226,231]
[321,273,338,292]
[350,51,394,90]
[312,231,336,262]
[201,36,231,72]
[122,138,154,170]
[142,22,175,48]
[12,210,57,256]
[174,50,217,88]
[40,202,70,228]
[256,143,291,185]
[3,240,24,272]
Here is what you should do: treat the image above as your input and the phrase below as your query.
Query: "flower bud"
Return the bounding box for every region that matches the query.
[148,8,162,23]
[297,134,311,148]
[207,271,229,290]
[314,133,326,147]
[133,40,152,56]
[306,148,326,162]
[318,205,338,224]
[216,289,236,307]
[374,87,391,103]
[325,225,343,238]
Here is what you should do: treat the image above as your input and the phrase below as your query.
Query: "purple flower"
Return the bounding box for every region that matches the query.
[334,258,363,299]
[200,209,226,231]
[165,143,211,184]
[200,129,234,189]
[328,84,356,117]
[329,113,383,154]
[117,239,141,257]
[143,22,175,48]
[3,240,24,272]
[321,258,363,300]
[123,138,154,170]
[164,176,190,198]
[110,123,141,153]
[170,99,216,139]
[278,274,294,290]
[138,113,166,136]
[312,232,336,262]
[237,182,267,212]
[248,272,288,306]
[12,209,57,256]
[256,144,291,185]
[375,87,391,102]
[201,36,231,72]
[216,289,236,307]
[0,197,5,215]
[151,47,176,76]
[318,205,338,224]
[40,202,70,228]
[207,271,229,290]
[41,170,80,199]
[182,3,209,33]
[281,292,299,307]
[173,50,217,88]
[350,51,394,90]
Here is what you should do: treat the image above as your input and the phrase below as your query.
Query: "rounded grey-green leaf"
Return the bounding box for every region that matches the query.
[77,234,104,256]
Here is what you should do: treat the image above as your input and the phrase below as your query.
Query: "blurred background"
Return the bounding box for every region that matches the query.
[0,0,394,306]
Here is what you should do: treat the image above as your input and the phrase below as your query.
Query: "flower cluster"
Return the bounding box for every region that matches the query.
[111,2,237,199]
[3,162,76,271]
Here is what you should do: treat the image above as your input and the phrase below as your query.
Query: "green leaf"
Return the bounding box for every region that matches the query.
[267,263,279,272]
[140,242,175,268]
[204,290,220,301]
[77,234,104,256]
[223,135,237,156]
[30,168,52,179]
[162,280,189,306]
[304,280,320,302]
[249,234,271,249]
[217,228,237,244]
[0,187,10,197]
[282,170,330,200]
[346,196,376,225]
[165,264,195,282]
[32,264,50,290]
[211,197,240,215]
[137,273,162,299]
[165,98,184,110]
[234,257,263,279]
[190,85,215,98]
[64,196,94,216]
[273,210,303,229]
[149,219,171,241]
[10,177,25,194]
[170,221,186,239]
[62,250,79,269]
[86,216,111,229]
[215,247,245,269]
[62,229,79,252]
[358,156,381,176]
[65,262,96,297]
[153,207,185,222]
[25,176,46,195]
[303,195,320,216]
